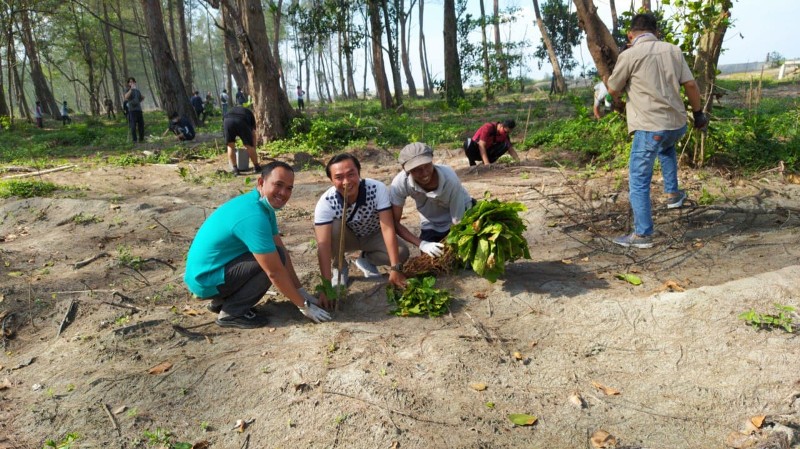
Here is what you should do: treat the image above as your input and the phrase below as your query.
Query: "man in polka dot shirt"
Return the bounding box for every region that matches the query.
[314,154,409,307]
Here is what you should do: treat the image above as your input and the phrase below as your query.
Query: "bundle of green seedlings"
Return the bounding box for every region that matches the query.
[446,195,531,283]
[387,276,451,317]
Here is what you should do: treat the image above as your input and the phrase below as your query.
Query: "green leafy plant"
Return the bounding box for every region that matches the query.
[386,276,451,317]
[116,245,145,269]
[142,428,191,449]
[314,277,342,302]
[739,304,797,333]
[43,433,79,449]
[0,179,59,198]
[697,186,718,205]
[446,196,531,282]
[72,213,103,225]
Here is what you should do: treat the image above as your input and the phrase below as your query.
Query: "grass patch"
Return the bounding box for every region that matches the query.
[0,179,60,198]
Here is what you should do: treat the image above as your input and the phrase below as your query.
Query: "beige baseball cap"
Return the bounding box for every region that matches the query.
[399,142,433,171]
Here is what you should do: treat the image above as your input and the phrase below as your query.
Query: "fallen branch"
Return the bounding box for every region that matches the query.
[73,252,110,269]
[1,164,76,180]
[101,301,141,313]
[56,300,78,338]
[101,402,121,437]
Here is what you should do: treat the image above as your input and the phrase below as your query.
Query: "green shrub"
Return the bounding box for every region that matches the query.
[0,179,60,198]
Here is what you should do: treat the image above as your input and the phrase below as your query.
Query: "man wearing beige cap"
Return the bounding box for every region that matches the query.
[390,142,475,257]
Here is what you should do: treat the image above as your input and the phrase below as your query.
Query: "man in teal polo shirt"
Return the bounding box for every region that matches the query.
[184,161,330,328]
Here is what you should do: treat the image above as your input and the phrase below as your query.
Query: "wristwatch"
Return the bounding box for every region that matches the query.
[390,263,403,272]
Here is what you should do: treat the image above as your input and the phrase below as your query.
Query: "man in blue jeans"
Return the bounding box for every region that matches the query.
[605,13,708,249]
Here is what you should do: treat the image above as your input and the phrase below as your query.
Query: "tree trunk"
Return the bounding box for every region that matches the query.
[19,8,59,118]
[573,0,619,80]
[114,0,129,109]
[221,3,248,93]
[176,0,193,92]
[493,0,508,90]
[206,10,220,94]
[139,0,195,122]
[418,0,431,97]
[337,31,347,97]
[69,2,100,116]
[343,15,357,98]
[443,0,463,104]
[267,0,286,92]
[101,1,123,115]
[220,0,295,141]
[609,0,619,38]
[380,0,403,106]
[367,0,393,109]
[479,0,492,99]
[533,0,566,94]
[399,0,418,98]
[167,0,178,67]
[641,0,651,11]
[0,52,8,117]
[133,5,161,109]
[692,0,731,114]
[13,57,30,119]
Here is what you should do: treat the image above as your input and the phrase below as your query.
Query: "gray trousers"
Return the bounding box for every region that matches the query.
[208,247,286,318]
[331,220,409,267]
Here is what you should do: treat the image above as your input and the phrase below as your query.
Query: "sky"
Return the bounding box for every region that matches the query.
[394,0,800,88]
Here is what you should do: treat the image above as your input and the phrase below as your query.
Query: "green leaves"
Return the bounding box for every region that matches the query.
[615,273,642,286]
[739,304,797,333]
[446,196,531,283]
[387,276,451,318]
[507,413,537,426]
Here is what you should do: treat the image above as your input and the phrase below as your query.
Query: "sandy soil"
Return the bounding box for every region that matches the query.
[1,138,799,449]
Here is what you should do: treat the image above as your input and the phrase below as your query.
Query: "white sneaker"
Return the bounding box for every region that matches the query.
[355,256,382,278]
[331,264,349,288]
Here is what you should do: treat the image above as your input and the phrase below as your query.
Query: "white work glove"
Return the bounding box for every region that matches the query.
[297,287,319,306]
[419,240,444,257]
[298,302,331,323]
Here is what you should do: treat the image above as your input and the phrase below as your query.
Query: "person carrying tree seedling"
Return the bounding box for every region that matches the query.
[313,153,409,308]
[463,119,521,167]
[390,142,474,257]
[604,12,708,249]
[184,161,331,329]
[593,80,613,119]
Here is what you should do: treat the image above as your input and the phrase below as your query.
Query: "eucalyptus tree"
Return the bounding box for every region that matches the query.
[18,3,60,119]
[572,0,619,79]
[443,0,463,104]
[379,0,403,106]
[493,0,509,90]
[533,0,581,92]
[367,0,393,108]
[417,0,432,97]
[139,0,196,123]
[398,0,417,98]
[205,0,295,140]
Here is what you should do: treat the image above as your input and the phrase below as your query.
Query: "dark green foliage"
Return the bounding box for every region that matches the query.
[387,276,451,317]
[446,196,531,283]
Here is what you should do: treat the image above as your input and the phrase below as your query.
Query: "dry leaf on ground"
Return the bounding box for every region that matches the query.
[568,392,586,408]
[590,429,617,448]
[591,380,621,396]
[474,292,487,299]
[659,280,685,292]
[0,378,11,390]
[750,415,765,428]
[191,441,210,449]
[112,405,127,415]
[147,361,173,375]
[469,382,487,391]
[182,306,202,316]
[512,351,523,360]
[507,413,537,426]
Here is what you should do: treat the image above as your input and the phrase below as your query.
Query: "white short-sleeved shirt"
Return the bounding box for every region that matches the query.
[389,165,473,233]
[314,179,391,237]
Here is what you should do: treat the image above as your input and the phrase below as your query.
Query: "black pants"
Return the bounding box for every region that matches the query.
[128,110,145,142]
[464,139,510,166]
[208,248,287,317]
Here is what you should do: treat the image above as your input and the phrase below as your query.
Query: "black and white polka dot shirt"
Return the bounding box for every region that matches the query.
[314,179,391,237]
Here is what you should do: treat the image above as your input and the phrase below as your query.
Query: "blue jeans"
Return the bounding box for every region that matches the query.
[628,125,687,236]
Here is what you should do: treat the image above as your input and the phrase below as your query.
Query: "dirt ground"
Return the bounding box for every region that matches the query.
[1,131,800,449]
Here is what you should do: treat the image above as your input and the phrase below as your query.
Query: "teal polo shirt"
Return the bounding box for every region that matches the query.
[184,189,279,298]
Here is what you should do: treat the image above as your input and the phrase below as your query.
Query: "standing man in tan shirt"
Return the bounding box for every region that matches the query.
[605,13,708,249]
